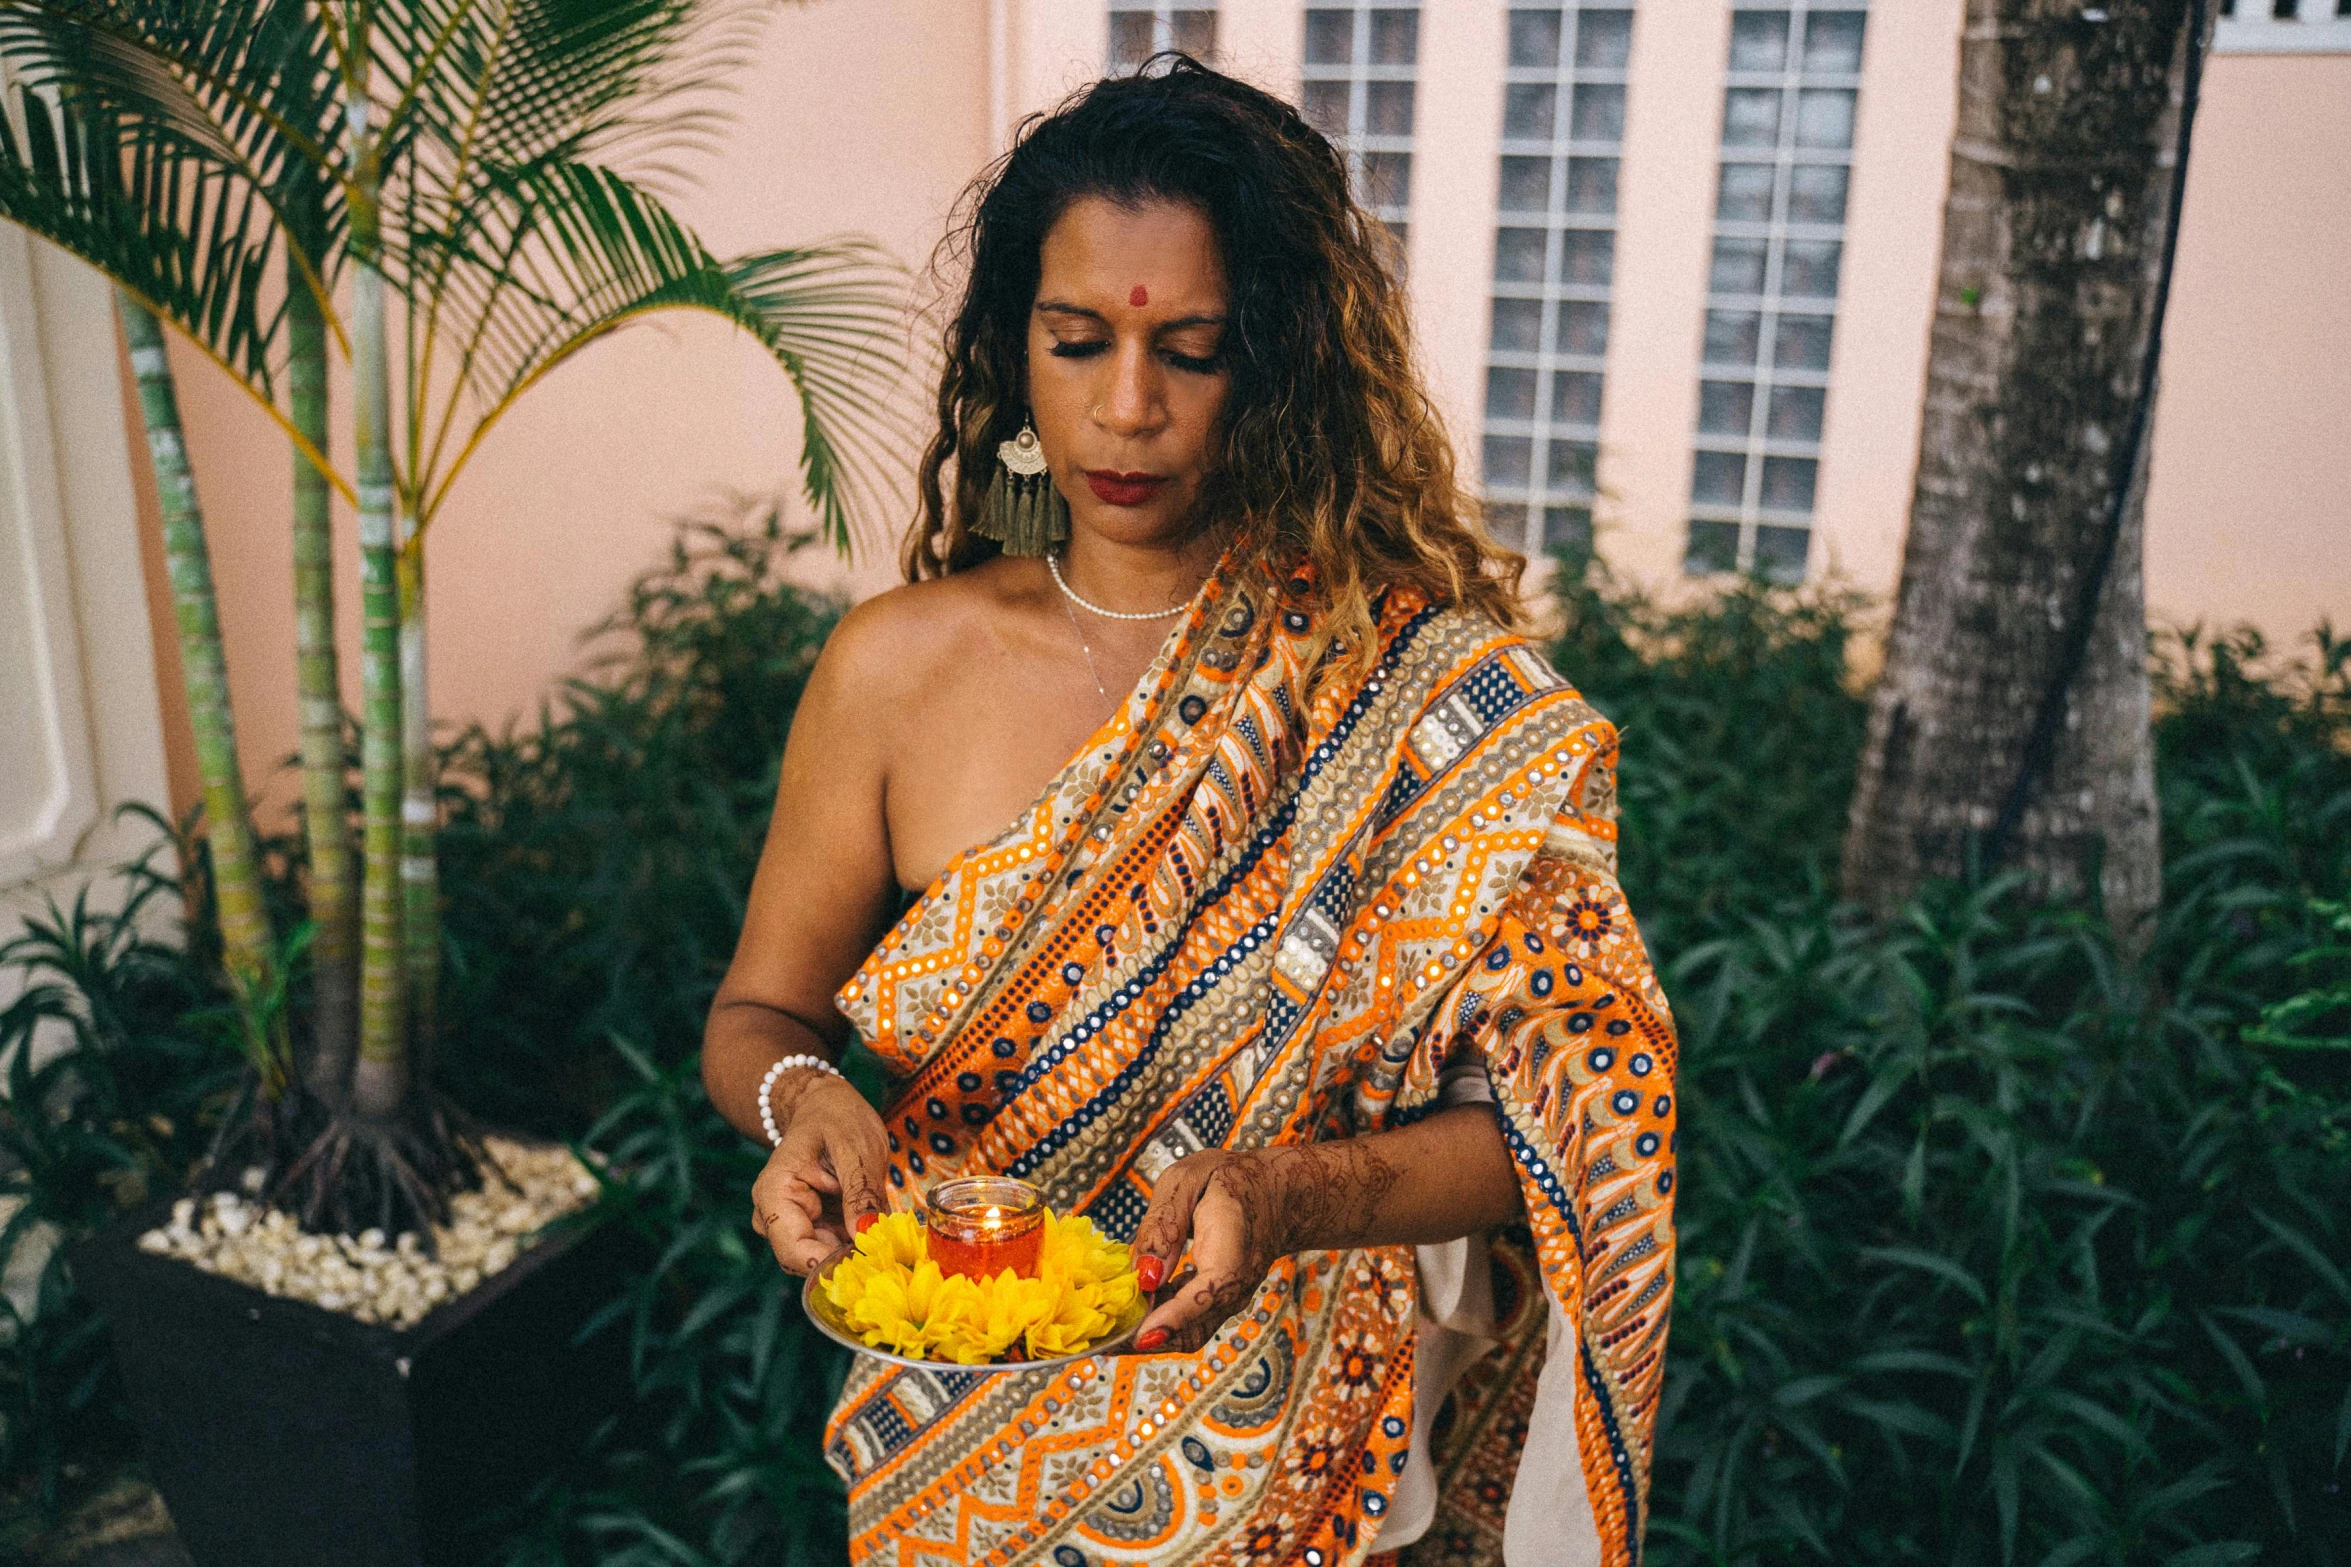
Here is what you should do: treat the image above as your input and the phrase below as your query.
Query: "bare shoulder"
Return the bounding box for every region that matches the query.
[812,560,1042,700]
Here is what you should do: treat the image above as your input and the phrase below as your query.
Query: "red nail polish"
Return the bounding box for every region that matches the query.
[855,1212,878,1235]
[1137,1328,1169,1352]
[1137,1256,1164,1293]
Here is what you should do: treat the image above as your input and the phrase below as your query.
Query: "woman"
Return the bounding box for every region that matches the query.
[704,58,1677,1567]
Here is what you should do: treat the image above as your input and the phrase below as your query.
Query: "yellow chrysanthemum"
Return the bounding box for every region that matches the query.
[822,1207,1142,1364]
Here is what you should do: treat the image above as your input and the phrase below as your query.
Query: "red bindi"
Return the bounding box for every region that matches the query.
[1129,284,1149,307]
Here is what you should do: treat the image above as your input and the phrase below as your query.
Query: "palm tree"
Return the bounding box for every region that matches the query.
[0,0,909,1230]
[1841,0,2209,941]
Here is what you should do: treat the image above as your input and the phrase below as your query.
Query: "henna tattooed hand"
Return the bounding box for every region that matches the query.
[751,1069,891,1276]
[1127,1140,1401,1353]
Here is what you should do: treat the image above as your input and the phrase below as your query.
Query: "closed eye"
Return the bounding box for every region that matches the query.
[1047,340,1221,374]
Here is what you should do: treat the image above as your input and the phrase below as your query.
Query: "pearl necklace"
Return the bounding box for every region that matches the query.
[1047,550,1197,621]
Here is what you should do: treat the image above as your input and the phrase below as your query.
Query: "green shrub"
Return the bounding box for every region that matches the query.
[4,527,2344,1565]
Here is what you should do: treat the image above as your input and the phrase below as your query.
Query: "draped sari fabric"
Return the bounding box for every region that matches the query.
[826,564,1678,1567]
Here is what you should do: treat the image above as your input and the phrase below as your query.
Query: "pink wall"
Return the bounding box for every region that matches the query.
[138,11,2347,827]
[2143,51,2351,650]
[152,0,986,816]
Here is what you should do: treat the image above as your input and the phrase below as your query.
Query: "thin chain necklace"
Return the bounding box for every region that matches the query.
[1047,550,1197,621]
[1057,593,1115,708]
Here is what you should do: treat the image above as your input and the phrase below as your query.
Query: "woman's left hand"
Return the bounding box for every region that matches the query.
[1127,1149,1296,1353]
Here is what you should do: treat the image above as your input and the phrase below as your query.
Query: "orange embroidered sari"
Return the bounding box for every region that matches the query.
[826,567,1677,1567]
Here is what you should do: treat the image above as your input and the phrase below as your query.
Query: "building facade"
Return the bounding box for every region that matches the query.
[4,0,2339,879]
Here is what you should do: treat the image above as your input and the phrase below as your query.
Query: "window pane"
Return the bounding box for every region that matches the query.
[1490,296,1543,350]
[1360,151,1412,209]
[1754,524,1810,582]
[1500,155,1554,212]
[1760,455,1817,510]
[1788,163,1849,223]
[1367,80,1415,136]
[1773,313,1834,369]
[1692,449,1747,505]
[1485,502,1530,547]
[1781,238,1842,297]
[1494,228,1548,283]
[1724,89,1782,147]
[1369,8,1418,64]
[1551,371,1603,426]
[1505,83,1558,141]
[1304,79,1352,137]
[1564,157,1618,214]
[1767,384,1825,440]
[1704,309,1762,366]
[1795,89,1856,149]
[1486,366,1538,420]
[1110,13,1154,67]
[1711,237,1768,295]
[1575,10,1633,68]
[1484,435,1533,486]
[1304,9,1354,65]
[1545,505,1595,557]
[1717,162,1776,221]
[1556,299,1610,356]
[1728,10,1790,72]
[1571,84,1626,142]
[1803,11,1866,73]
[1698,380,1756,435]
[1686,519,1741,574]
[1509,9,1563,67]
[1559,228,1614,285]
[1172,10,1216,58]
[1548,439,1598,497]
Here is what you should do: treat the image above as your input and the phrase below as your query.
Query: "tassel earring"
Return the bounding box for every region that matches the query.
[974,418,1070,557]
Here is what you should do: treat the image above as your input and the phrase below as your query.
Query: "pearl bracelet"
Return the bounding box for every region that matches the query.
[759,1053,842,1148]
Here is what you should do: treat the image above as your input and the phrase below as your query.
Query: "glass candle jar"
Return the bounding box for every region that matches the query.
[922,1176,1046,1281]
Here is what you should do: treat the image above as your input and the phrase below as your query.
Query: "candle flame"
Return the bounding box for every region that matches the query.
[983,1205,1002,1232]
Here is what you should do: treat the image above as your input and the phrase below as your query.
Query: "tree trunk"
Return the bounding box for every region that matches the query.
[1841,0,2207,941]
[396,537,439,1079]
[117,293,283,1081]
[351,205,409,1119]
[288,271,360,1104]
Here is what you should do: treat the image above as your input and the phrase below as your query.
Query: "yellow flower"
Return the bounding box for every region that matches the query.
[820,1207,1142,1364]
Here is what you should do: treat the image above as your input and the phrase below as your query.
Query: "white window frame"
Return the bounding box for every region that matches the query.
[1300,4,1422,240]
[2214,0,2351,54]
[1685,2,1867,581]
[1479,4,1639,561]
[1108,4,1220,69]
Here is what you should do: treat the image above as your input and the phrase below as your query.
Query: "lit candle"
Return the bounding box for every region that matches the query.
[923,1176,1046,1281]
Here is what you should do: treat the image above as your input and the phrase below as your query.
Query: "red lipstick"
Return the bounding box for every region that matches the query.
[1083,470,1169,507]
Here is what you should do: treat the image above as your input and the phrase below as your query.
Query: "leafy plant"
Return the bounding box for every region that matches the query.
[0,0,910,1230]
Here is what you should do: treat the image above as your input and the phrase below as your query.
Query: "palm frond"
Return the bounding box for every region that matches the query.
[0,86,280,389]
[405,160,910,551]
[727,240,921,554]
[0,0,348,302]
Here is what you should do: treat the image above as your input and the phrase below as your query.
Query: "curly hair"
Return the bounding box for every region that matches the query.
[905,55,1529,666]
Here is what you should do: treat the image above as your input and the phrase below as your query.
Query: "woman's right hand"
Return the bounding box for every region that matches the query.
[751,1068,893,1275]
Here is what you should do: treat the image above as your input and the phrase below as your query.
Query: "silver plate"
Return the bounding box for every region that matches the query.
[801,1251,1144,1373]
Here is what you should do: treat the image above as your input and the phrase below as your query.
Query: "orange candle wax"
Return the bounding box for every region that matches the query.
[923,1176,1046,1281]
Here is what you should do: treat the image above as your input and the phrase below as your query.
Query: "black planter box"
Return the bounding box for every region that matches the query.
[77,1195,632,1567]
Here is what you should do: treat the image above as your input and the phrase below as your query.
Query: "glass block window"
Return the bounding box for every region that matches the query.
[1479,6,1637,561]
[1684,4,1865,581]
[1109,5,1217,70]
[1301,6,1421,252]
[2214,0,2351,52]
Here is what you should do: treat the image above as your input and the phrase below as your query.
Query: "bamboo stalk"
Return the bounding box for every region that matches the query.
[117,292,283,1086]
[396,537,439,1073]
[350,162,409,1118]
[288,269,359,1104]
